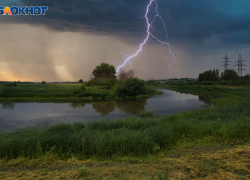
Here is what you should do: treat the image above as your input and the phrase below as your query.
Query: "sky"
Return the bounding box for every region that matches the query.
[0,0,250,81]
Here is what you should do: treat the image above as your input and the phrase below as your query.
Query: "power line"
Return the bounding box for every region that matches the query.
[222,53,230,71]
[234,54,247,77]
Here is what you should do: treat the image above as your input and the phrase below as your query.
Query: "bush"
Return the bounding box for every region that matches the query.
[85,78,105,86]
[77,91,110,99]
[92,92,110,99]
[116,77,147,97]
[78,166,89,177]
[80,85,86,91]
[105,79,115,90]
[77,91,93,97]
[244,74,250,80]
[71,88,82,94]
[4,83,17,87]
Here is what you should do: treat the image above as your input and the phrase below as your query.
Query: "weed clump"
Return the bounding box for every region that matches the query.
[77,166,89,177]
[137,110,158,118]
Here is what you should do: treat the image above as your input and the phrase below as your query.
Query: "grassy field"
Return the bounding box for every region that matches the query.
[0,85,250,179]
[1,141,249,179]
[0,83,161,101]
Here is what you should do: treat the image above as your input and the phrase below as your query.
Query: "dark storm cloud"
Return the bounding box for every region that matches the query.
[1,0,250,45]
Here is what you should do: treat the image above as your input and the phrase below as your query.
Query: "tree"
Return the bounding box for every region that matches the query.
[92,63,116,80]
[41,81,46,84]
[198,69,220,81]
[78,79,83,83]
[244,73,250,80]
[118,69,136,80]
[221,70,238,81]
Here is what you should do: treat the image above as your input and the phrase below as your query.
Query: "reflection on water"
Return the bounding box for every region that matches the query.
[0,89,212,132]
[92,102,116,116]
[1,102,15,110]
[68,100,147,115]
[69,102,86,109]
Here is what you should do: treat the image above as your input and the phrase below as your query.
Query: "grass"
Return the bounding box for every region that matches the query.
[0,142,249,179]
[1,86,250,159]
[136,110,158,118]
[1,84,250,179]
[0,83,161,101]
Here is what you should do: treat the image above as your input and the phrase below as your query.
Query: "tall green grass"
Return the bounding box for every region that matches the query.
[1,94,250,159]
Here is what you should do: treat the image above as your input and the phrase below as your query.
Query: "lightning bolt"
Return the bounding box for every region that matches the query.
[116,0,180,74]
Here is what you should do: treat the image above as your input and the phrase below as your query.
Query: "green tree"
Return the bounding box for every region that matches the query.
[221,70,238,81]
[41,81,46,84]
[198,69,220,81]
[244,73,250,80]
[116,77,147,97]
[92,63,116,80]
[78,79,84,83]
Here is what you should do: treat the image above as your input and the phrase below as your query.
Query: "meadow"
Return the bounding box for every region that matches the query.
[0,84,250,179]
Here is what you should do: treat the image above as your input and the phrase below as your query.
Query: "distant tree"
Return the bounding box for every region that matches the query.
[92,63,116,80]
[78,79,84,83]
[244,73,250,80]
[198,69,220,81]
[118,69,136,80]
[221,70,238,81]
[41,81,46,84]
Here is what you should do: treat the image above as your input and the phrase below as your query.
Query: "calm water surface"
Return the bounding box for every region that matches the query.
[0,89,212,131]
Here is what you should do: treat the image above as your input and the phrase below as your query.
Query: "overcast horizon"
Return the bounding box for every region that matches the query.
[0,0,250,82]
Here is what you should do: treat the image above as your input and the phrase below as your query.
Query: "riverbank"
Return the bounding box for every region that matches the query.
[1,85,250,179]
[0,83,162,102]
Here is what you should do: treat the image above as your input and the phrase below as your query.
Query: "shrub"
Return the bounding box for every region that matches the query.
[80,85,86,91]
[244,73,250,80]
[116,77,147,97]
[4,83,17,87]
[71,88,82,94]
[78,166,89,177]
[105,78,115,90]
[77,91,93,97]
[85,78,105,86]
[92,92,110,99]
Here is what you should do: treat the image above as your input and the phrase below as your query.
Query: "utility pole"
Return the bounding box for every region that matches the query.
[234,54,247,77]
[222,53,230,71]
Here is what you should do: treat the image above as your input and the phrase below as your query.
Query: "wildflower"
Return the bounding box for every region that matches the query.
[82,137,85,142]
